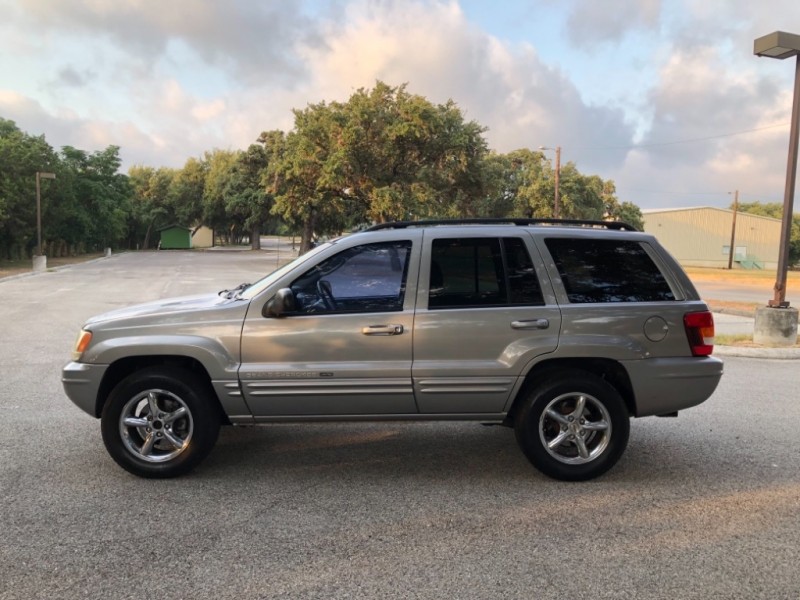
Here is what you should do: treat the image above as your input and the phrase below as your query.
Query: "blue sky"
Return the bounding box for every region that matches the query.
[1,0,798,211]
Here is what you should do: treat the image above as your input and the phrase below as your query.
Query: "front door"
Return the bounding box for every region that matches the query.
[240,235,420,417]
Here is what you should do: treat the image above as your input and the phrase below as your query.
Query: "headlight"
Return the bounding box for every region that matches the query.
[72,330,93,361]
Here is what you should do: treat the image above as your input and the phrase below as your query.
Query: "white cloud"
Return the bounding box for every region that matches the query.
[16,0,316,84]
[296,0,634,169]
[2,0,799,211]
[565,0,661,48]
[191,100,226,122]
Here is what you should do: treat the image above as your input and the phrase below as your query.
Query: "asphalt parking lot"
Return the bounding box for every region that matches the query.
[2,250,800,599]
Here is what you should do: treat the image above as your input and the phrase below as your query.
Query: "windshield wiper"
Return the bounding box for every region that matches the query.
[218,282,251,299]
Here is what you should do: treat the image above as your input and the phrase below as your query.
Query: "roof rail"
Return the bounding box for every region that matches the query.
[363,218,638,232]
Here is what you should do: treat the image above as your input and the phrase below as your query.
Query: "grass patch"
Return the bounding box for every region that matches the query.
[685,266,800,286]
[715,333,754,346]
[706,299,760,316]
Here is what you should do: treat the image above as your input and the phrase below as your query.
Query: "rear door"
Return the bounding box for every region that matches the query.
[411,230,561,414]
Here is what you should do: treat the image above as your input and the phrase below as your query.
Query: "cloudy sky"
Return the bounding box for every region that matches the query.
[1,0,798,210]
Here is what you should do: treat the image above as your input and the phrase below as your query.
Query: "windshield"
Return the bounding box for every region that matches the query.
[237,242,334,300]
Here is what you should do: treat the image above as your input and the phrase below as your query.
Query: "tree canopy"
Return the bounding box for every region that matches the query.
[1,82,646,259]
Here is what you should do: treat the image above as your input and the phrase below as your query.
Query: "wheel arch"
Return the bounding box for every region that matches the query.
[507,357,636,424]
[95,356,228,423]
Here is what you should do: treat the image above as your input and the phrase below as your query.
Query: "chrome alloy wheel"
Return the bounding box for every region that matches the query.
[538,392,611,465]
[119,389,194,463]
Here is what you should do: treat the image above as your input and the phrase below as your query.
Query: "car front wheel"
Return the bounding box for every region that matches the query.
[514,370,630,481]
[101,367,220,478]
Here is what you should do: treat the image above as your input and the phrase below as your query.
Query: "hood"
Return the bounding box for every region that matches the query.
[85,293,242,327]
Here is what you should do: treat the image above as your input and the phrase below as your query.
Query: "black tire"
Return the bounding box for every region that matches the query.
[101,366,221,478]
[514,370,630,481]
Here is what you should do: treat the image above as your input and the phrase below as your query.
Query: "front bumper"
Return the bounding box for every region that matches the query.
[62,362,109,418]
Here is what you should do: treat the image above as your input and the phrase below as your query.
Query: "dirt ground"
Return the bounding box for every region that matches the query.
[684,266,800,287]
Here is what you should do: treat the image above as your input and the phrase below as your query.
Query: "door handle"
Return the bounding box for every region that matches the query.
[511,319,550,330]
[362,324,404,336]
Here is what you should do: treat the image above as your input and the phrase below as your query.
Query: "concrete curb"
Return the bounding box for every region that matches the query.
[0,253,122,284]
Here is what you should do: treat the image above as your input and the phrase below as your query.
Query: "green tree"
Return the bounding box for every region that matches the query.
[482,149,549,217]
[736,201,800,266]
[482,149,628,224]
[606,198,644,230]
[128,165,178,249]
[56,145,131,252]
[223,143,281,250]
[170,156,207,230]
[0,118,60,258]
[268,102,351,252]
[336,82,488,221]
[203,149,241,244]
[269,82,491,251]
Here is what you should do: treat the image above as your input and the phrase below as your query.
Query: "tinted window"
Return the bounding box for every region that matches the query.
[505,237,543,305]
[545,238,675,303]
[291,241,411,314]
[429,237,543,309]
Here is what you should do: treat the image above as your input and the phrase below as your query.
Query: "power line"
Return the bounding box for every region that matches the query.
[616,187,784,200]
[571,122,790,150]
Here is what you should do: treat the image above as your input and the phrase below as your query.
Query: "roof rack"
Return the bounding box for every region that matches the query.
[364,218,638,232]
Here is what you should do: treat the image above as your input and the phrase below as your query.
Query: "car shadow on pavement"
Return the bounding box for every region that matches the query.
[197,419,793,489]
[204,422,536,483]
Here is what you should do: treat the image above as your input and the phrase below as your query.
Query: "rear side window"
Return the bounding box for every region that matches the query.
[545,238,675,303]
[429,237,543,309]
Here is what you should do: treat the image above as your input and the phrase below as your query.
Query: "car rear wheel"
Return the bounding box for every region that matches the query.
[514,370,630,481]
[101,367,220,478]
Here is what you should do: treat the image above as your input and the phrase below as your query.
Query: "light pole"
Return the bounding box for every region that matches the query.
[539,146,561,218]
[754,31,800,307]
[753,31,800,345]
[35,171,56,257]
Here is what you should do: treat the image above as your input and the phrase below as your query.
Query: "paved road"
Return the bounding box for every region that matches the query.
[2,251,800,599]
[693,278,787,304]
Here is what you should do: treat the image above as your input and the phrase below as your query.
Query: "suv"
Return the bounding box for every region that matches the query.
[62,219,723,481]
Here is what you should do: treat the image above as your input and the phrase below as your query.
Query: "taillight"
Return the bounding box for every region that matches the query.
[684,311,714,356]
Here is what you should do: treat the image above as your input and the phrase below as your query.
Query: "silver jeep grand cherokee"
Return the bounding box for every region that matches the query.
[62,219,723,481]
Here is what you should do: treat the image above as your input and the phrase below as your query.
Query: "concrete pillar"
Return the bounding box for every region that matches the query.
[32,255,47,272]
[104,247,112,257]
[753,306,799,346]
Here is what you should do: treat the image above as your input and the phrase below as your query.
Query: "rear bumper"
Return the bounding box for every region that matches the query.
[623,356,724,417]
[62,362,108,418]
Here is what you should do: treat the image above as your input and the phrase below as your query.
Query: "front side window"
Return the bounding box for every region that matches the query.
[428,237,543,309]
[545,238,675,303]
[290,241,412,314]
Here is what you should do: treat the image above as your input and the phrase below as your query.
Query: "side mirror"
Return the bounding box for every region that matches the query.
[263,288,297,318]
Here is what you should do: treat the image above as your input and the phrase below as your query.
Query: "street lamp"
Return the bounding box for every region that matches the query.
[753,31,800,346]
[538,145,561,218]
[35,171,56,256]
[754,31,800,307]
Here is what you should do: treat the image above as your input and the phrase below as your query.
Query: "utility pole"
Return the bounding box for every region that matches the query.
[554,146,561,219]
[35,171,56,256]
[727,190,739,270]
[539,146,561,218]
